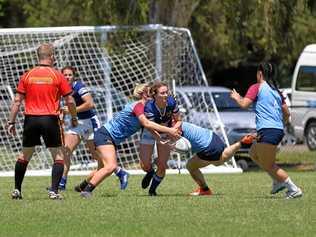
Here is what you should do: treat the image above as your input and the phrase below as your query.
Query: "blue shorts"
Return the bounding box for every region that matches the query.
[196,133,226,161]
[257,128,284,145]
[94,126,116,147]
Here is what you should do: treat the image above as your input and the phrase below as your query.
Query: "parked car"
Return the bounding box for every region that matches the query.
[280,88,298,145]
[290,44,316,150]
[175,86,256,155]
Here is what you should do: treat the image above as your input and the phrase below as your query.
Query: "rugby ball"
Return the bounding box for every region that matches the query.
[174,136,191,153]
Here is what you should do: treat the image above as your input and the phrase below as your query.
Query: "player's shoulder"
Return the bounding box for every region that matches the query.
[167,95,176,103]
[73,80,86,89]
[144,99,155,110]
[73,80,89,92]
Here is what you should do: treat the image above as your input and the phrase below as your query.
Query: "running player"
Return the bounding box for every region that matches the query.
[140,81,182,196]
[177,122,255,196]
[75,83,181,198]
[231,62,302,199]
[56,66,129,191]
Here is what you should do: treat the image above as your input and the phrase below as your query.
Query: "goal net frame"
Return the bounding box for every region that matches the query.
[0,24,242,176]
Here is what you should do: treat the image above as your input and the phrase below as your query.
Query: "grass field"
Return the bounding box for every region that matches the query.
[0,171,315,237]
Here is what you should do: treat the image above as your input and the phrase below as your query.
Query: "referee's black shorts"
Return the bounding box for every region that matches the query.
[23,115,63,148]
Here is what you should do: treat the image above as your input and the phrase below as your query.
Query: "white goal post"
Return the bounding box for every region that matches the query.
[0,24,242,176]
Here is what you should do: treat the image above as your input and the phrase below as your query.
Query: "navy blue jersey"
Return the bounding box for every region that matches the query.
[72,81,96,119]
[144,95,179,127]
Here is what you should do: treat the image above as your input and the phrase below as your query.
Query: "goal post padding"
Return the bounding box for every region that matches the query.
[0,25,242,176]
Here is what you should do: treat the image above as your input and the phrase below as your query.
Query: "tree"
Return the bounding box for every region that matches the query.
[149,0,200,26]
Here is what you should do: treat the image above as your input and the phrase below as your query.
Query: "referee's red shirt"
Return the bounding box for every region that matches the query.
[17,65,72,115]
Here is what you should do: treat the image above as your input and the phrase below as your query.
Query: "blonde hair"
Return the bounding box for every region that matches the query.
[37,43,54,60]
[133,83,148,100]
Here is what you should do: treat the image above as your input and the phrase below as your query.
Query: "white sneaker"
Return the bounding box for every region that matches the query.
[11,189,22,199]
[80,191,92,198]
[285,188,303,199]
[48,191,63,200]
[270,181,286,194]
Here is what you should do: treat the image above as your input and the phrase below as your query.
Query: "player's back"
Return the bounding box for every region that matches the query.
[104,101,142,144]
[17,65,71,115]
[181,122,213,153]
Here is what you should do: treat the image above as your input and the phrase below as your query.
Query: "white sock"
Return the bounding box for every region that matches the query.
[283,177,298,192]
[114,167,121,175]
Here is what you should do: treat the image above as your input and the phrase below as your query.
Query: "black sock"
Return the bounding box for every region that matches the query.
[51,161,64,193]
[83,182,96,192]
[149,173,164,194]
[14,159,29,192]
[79,180,89,191]
[201,186,210,191]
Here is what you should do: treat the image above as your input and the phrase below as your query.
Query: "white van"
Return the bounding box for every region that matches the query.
[291,44,316,150]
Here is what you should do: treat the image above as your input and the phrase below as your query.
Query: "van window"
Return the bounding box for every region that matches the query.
[296,66,316,92]
[185,91,243,112]
[212,92,240,110]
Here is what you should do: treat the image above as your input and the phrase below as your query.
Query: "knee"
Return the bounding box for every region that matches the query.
[156,160,168,171]
[105,163,117,174]
[141,162,152,172]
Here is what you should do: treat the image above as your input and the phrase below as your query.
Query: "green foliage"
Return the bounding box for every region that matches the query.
[193,0,316,86]
[0,172,315,237]
[1,0,316,86]
[21,0,149,27]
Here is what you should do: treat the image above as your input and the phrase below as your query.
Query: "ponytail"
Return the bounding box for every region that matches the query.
[258,62,284,100]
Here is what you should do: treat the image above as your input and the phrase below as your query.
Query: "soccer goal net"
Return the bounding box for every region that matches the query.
[0,25,242,176]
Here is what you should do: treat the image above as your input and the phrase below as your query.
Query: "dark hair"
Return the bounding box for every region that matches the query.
[257,62,283,99]
[61,65,76,74]
[61,66,77,81]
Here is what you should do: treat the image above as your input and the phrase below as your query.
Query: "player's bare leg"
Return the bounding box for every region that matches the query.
[186,156,212,196]
[148,143,171,196]
[139,143,155,189]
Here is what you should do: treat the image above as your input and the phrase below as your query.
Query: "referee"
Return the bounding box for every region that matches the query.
[6,43,78,200]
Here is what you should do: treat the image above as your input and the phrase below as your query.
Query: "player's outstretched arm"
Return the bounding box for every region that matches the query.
[230,89,253,109]
[138,114,181,140]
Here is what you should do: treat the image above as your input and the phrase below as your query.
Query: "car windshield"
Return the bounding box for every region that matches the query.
[184,91,246,112]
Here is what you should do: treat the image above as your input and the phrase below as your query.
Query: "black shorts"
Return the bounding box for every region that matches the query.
[23,115,63,147]
[196,133,226,161]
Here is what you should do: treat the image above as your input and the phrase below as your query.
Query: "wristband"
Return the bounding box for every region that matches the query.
[8,121,15,125]
[71,117,78,121]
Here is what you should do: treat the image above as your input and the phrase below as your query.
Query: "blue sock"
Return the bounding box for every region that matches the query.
[149,173,164,194]
[115,167,124,177]
[59,176,67,186]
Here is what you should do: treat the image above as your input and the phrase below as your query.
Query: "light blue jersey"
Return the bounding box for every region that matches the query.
[104,101,144,145]
[181,122,213,153]
[255,82,284,130]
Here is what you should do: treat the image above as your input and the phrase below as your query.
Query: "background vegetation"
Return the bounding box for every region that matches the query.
[1,0,316,92]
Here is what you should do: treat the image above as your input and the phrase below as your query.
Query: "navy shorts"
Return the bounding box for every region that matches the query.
[196,133,226,161]
[94,127,116,147]
[257,128,284,145]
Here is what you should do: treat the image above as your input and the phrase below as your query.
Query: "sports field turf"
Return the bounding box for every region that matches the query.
[0,171,315,237]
